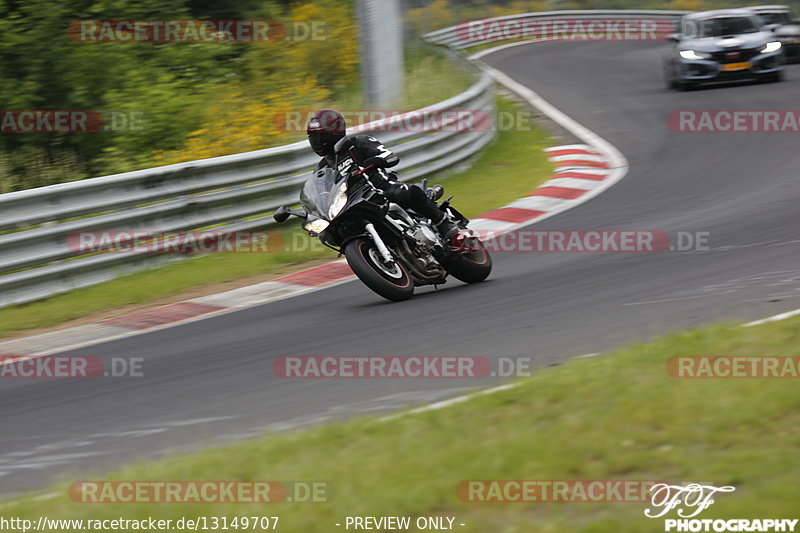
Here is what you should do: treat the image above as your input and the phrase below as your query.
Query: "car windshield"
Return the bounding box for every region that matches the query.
[687,16,760,37]
[757,12,792,25]
[300,167,347,221]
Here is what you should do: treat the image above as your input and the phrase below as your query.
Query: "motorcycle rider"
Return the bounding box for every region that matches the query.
[306,108,460,241]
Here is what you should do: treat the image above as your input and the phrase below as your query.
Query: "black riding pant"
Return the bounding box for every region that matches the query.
[381,182,443,222]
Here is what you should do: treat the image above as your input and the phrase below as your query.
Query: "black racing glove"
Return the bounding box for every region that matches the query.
[362,156,387,169]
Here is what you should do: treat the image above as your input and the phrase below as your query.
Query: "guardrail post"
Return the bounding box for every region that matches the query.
[355,0,405,108]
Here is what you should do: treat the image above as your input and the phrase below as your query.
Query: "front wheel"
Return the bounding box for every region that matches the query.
[664,63,679,90]
[443,237,492,283]
[344,237,414,302]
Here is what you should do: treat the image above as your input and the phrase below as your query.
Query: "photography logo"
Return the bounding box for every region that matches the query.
[644,483,798,532]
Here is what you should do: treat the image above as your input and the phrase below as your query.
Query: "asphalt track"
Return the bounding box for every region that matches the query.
[2,41,800,498]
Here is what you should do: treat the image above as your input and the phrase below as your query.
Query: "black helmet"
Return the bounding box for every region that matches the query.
[307,109,346,156]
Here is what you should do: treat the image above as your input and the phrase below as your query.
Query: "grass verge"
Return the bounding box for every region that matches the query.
[6,316,799,531]
[0,97,554,338]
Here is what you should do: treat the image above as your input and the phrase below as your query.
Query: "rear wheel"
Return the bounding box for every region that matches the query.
[443,237,492,284]
[344,238,414,302]
[664,65,679,90]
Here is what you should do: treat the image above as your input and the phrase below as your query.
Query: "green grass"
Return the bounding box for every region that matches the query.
[0,97,553,338]
[465,38,528,54]
[6,315,800,531]
[276,46,476,144]
[0,239,332,336]
[433,103,553,219]
[400,46,476,110]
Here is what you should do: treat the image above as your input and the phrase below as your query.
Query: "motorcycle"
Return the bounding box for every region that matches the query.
[273,142,492,302]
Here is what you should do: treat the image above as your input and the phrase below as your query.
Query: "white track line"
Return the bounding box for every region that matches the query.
[1,35,792,506]
[554,168,609,177]
[469,38,558,60]
[544,144,600,153]
[1,40,633,433]
[380,44,632,422]
[0,42,630,362]
[504,195,572,212]
[349,43,793,422]
[0,491,59,510]
[0,275,357,361]
[548,153,608,163]
[473,60,630,227]
[743,308,800,327]
[541,177,605,190]
[379,383,521,422]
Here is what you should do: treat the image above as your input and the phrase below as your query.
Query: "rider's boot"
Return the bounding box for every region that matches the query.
[434,212,461,243]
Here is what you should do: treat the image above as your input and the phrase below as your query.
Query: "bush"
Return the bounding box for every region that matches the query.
[0,0,358,190]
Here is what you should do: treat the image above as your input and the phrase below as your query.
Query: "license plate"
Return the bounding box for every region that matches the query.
[721,62,752,71]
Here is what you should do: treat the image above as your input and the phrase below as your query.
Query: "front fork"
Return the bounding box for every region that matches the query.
[364,223,394,264]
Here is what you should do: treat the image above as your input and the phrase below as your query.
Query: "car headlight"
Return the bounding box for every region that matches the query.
[328,188,348,219]
[761,41,782,53]
[303,218,330,234]
[679,50,711,60]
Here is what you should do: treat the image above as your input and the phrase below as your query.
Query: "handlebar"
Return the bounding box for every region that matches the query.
[352,164,376,177]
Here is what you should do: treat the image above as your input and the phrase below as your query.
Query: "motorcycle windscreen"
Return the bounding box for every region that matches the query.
[300,167,347,222]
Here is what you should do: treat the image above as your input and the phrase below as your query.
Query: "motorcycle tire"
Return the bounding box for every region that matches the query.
[344,237,414,302]
[443,237,492,283]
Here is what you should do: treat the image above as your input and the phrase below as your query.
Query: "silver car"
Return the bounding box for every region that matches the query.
[663,9,785,90]
[747,5,800,63]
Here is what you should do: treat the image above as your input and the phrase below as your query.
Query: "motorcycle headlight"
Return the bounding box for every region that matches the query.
[679,50,711,60]
[303,218,330,234]
[328,188,348,219]
[761,41,782,53]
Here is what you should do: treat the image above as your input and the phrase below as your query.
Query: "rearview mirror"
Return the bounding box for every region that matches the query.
[666,33,681,43]
[764,23,780,32]
[274,206,292,223]
[273,206,308,223]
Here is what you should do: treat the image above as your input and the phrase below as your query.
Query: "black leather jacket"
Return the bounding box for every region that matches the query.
[316,134,399,189]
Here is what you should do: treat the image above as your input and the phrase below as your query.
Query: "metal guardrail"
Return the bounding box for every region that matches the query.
[0,70,495,308]
[423,10,688,49]
[0,9,691,309]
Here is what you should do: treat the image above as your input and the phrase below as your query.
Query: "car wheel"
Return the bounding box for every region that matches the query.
[664,63,680,90]
[666,73,679,89]
[765,71,784,83]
